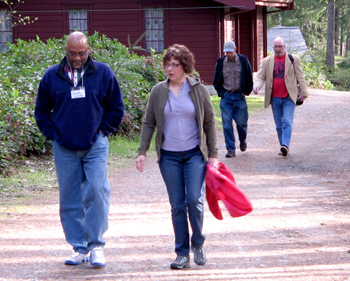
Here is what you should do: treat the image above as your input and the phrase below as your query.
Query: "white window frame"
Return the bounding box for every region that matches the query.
[69,9,88,34]
[145,8,164,52]
[0,9,12,52]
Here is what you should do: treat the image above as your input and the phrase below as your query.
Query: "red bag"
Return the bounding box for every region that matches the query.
[205,162,253,220]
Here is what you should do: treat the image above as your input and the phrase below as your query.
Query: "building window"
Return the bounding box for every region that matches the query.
[0,10,12,52]
[145,8,164,52]
[69,9,88,34]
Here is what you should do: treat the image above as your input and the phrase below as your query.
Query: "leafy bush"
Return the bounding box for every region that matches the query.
[327,68,350,91]
[301,61,333,90]
[265,52,333,90]
[0,32,165,175]
[337,56,350,69]
[324,55,350,91]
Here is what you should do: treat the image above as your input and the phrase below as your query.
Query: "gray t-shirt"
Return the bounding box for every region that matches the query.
[161,79,199,151]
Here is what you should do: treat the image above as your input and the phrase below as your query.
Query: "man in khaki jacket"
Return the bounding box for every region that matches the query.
[253,36,308,156]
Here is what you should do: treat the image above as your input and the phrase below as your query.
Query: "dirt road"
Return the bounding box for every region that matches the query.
[1,89,350,280]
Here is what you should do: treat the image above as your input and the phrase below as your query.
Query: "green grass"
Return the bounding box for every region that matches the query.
[0,156,57,203]
[109,136,142,158]
[210,96,222,129]
[108,135,154,170]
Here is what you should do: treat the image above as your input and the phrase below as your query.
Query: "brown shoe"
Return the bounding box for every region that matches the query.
[225,150,236,157]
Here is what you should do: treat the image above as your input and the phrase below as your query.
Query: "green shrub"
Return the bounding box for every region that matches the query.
[325,55,350,91]
[337,56,350,69]
[264,53,333,90]
[301,61,333,90]
[0,32,165,175]
[327,68,350,91]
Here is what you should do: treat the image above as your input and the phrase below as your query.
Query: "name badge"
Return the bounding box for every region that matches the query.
[71,87,86,99]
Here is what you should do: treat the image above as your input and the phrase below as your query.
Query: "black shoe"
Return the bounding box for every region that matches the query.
[280,145,289,156]
[240,141,247,152]
[192,246,207,265]
[170,255,190,269]
[225,150,236,157]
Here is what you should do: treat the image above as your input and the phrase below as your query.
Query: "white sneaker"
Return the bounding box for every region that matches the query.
[90,247,106,267]
[65,251,90,265]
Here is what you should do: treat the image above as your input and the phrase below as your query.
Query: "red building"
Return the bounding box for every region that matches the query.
[0,0,293,84]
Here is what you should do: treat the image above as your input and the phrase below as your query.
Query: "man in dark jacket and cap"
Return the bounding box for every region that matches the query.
[213,41,253,157]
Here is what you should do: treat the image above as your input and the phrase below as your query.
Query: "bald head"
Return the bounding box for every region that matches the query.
[65,31,90,70]
[273,37,286,57]
[66,31,88,46]
[274,37,285,45]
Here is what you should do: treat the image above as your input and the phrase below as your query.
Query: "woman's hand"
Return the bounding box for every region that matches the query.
[136,155,146,172]
[208,157,219,169]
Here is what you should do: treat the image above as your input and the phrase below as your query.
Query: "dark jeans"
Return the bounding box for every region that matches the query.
[220,92,248,151]
[159,146,206,256]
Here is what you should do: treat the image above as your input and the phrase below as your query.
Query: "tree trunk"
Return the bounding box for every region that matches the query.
[327,0,335,67]
[334,6,339,56]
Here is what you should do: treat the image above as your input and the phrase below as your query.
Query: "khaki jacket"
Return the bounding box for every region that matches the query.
[138,76,218,161]
[254,52,308,108]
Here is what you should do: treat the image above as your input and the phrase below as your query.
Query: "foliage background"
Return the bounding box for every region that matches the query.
[267,0,350,90]
[0,32,165,175]
[1,4,349,176]
[267,0,350,58]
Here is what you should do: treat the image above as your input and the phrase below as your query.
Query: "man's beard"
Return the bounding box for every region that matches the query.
[275,52,284,57]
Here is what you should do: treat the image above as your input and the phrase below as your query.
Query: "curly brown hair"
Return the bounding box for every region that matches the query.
[162,44,195,75]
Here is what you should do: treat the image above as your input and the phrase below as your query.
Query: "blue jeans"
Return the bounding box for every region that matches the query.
[220,92,248,151]
[271,97,296,148]
[159,146,206,256]
[53,133,110,254]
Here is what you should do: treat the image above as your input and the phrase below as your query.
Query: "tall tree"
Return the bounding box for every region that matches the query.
[334,6,340,56]
[338,0,350,54]
[267,0,350,59]
[327,0,335,67]
[268,0,328,59]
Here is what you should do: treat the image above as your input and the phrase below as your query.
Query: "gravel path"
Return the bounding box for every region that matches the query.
[1,89,350,280]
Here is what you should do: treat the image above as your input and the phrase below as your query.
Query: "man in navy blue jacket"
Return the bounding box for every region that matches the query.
[213,41,253,157]
[35,31,125,267]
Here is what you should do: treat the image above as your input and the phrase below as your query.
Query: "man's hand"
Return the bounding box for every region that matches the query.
[253,86,260,95]
[298,95,306,102]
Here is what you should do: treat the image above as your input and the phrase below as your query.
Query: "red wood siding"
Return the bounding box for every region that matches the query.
[255,6,265,71]
[2,0,280,83]
[166,1,220,84]
[91,2,141,43]
[236,12,253,59]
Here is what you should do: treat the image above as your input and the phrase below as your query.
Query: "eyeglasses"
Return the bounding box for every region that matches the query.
[273,45,284,48]
[66,49,89,57]
[164,63,180,69]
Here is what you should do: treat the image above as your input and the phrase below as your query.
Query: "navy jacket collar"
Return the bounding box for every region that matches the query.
[56,55,97,83]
